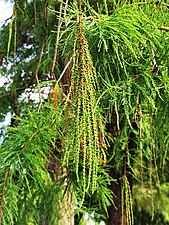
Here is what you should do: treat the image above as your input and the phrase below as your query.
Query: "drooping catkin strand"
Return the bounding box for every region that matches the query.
[121,176,134,225]
[64,16,106,195]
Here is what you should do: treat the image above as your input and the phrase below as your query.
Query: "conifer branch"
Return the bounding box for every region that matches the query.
[0,120,55,223]
[0,169,9,225]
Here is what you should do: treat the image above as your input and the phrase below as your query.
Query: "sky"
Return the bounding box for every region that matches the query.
[0,1,13,27]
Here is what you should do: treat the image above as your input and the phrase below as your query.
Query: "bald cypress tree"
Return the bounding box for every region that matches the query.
[0,0,169,224]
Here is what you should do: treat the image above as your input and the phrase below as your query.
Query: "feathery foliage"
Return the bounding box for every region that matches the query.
[0,0,169,224]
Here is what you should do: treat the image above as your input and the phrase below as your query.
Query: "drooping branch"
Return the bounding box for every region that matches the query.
[0,118,55,224]
[0,169,8,225]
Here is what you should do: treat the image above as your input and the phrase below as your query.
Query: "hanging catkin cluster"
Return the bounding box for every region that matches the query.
[121,176,134,225]
[64,17,106,194]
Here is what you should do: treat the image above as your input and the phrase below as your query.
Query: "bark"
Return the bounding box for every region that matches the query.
[58,185,74,225]
[43,157,74,225]
[107,160,126,225]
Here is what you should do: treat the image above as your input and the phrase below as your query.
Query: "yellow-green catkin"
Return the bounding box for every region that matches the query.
[64,17,106,196]
[7,3,17,60]
[121,176,134,225]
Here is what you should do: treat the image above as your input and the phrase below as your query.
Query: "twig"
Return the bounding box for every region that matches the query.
[35,1,49,111]
[33,0,37,26]
[162,3,169,9]
[151,47,156,66]
[35,41,45,112]
[56,57,72,84]
[50,1,63,80]
[64,0,69,26]
[148,104,154,221]
[134,94,144,183]
[158,26,169,31]
[150,46,161,75]
[0,17,12,25]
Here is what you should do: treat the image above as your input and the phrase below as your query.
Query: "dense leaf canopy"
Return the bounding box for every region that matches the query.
[0,0,169,224]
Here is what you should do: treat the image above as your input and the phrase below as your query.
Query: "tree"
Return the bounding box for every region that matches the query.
[0,0,169,224]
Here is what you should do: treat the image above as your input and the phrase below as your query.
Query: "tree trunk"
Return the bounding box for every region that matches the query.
[56,182,74,225]
[107,161,127,225]
[107,119,137,225]
[42,187,74,225]
[43,157,74,225]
